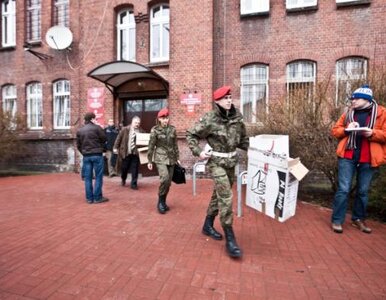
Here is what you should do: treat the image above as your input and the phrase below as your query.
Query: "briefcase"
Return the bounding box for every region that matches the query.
[172,163,186,184]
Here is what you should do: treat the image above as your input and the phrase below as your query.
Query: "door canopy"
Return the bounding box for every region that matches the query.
[87,61,169,98]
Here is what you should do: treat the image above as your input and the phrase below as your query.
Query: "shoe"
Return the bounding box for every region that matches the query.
[86,200,93,204]
[130,184,138,190]
[94,197,109,204]
[352,219,372,234]
[202,215,223,240]
[121,180,126,186]
[332,223,343,233]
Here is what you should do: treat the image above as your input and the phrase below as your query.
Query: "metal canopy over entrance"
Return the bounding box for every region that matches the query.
[87,61,169,98]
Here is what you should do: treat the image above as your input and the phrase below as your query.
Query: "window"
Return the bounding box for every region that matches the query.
[336,57,367,105]
[1,0,16,47]
[27,82,43,129]
[241,0,269,15]
[240,64,269,123]
[336,0,370,5]
[2,84,17,118]
[26,0,41,42]
[286,60,316,104]
[150,4,169,63]
[53,0,69,27]
[53,80,70,129]
[117,9,136,61]
[286,0,317,10]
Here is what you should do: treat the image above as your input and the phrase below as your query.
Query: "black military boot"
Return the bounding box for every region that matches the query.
[157,195,167,214]
[202,215,223,240]
[223,226,242,258]
[164,194,170,211]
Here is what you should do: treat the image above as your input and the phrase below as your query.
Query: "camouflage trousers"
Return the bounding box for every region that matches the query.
[207,164,235,227]
[156,164,174,196]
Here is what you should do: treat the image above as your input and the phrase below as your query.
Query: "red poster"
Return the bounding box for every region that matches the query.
[87,87,105,126]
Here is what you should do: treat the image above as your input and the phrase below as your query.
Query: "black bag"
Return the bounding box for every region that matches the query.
[172,163,186,184]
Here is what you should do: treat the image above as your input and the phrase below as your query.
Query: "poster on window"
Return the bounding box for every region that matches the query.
[87,87,105,127]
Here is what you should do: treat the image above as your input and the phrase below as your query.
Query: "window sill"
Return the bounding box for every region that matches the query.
[286,5,318,13]
[336,0,371,7]
[0,45,16,52]
[240,11,270,18]
[146,61,169,68]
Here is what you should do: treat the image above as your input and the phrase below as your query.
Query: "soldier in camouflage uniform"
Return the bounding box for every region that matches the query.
[147,108,180,214]
[186,86,249,258]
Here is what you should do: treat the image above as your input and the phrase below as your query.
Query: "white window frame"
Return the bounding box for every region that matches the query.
[150,4,169,63]
[2,84,17,119]
[53,0,69,27]
[286,60,316,103]
[26,0,41,42]
[335,57,367,105]
[53,80,70,129]
[117,9,136,61]
[1,0,16,47]
[240,0,269,15]
[27,82,43,129]
[240,64,269,124]
[286,0,317,10]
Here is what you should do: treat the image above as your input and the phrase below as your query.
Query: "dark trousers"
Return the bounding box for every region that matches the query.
[121,154,140,186]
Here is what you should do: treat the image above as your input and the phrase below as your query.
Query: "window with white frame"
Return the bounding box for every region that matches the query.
[150,4,169,63]
[240,0,269,15]
[117,9,136,61]
[53,0,69,27]
[286,60,316,103]
[53,80,70,129]
[2,84,17,118]
[240,64,269,123]
[336,57,367,105]
[27,82,43,129]
[1,0,16,47]
[26,0,41,42]
[286,0,317,10]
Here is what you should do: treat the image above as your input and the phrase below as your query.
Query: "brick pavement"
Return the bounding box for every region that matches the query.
[0,173,385,299]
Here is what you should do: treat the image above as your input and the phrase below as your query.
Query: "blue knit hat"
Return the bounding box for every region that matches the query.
[351,84,373,102]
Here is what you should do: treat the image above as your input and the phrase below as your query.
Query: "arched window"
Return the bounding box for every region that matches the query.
[117,9,136,61]
[150,4,169,62]
[286,60,316,103]
[336,57,367,105]
[26,82,43,129]
[53,80,70,129]
[2,84,17,118]
[1,0,16,47]
[240,64,269,123]
[26,0,41,42]
[53,0,69,27]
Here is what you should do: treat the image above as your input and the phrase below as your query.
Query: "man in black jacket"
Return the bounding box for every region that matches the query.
[104,119,119,177]
[76,112,109,204]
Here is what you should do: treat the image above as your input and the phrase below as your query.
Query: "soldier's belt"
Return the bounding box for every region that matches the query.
[211,151,237,158]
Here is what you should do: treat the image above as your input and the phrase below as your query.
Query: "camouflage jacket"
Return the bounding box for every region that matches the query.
[186,104,249,168]
[148,124,179,165]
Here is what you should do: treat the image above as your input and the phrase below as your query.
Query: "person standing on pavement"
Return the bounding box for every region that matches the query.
[104,119,119,177]
[331,85,386,234]
[147,108,180,214]
[76,112,109,204]
[113,116,144,189]
[186,86,249,259]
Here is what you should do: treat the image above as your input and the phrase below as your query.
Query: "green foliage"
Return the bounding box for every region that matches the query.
[0,110,26,162]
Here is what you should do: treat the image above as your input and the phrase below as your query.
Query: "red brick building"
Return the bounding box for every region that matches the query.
[0,0,385,173]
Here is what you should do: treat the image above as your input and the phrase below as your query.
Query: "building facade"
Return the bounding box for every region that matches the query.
[0,0,385,173]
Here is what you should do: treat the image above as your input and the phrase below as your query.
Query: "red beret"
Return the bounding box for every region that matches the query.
[157,108,169,118]
[213,86,231,101]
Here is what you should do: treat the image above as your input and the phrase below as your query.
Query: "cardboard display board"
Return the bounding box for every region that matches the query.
[138,147,149,164]
[246,135,309,222]
[136,133,150,146]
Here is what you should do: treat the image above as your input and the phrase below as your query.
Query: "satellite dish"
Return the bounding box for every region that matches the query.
[45,26,73,50]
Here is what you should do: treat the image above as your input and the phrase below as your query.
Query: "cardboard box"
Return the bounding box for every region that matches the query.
[246,135,309,222]
[137,147,149,164]
[136,133,150,146]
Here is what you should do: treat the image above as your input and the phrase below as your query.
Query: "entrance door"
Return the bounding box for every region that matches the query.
[123,98,167,176]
